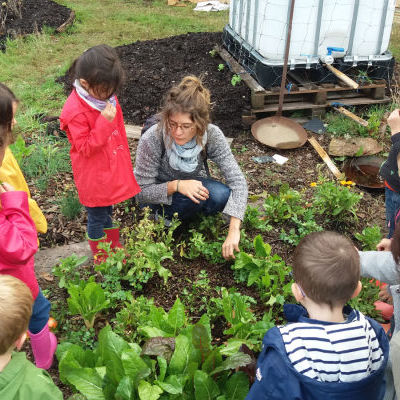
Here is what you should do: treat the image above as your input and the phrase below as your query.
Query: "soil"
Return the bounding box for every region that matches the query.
[0,0,71,50]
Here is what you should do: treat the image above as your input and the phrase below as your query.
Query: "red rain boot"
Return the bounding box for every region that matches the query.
[87,235,108,264]
[104,227,123,249]
[28,324,57,370]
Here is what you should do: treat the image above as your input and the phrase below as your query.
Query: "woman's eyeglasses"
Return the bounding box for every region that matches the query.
[168,120,194,132]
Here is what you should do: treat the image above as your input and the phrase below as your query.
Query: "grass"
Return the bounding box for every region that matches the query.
[1,0,228,134]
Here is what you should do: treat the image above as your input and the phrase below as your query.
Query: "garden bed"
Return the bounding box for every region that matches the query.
[22,31,393,398]
[0,0,72,50]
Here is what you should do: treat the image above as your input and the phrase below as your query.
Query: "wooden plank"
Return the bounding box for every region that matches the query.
[216,46,264,93]
[252,96,391,113]
[125,124,142,139]
[308,137,343,180]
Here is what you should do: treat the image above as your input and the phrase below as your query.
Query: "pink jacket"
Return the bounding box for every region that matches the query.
[60,90,141,207]
[0,191,39,299]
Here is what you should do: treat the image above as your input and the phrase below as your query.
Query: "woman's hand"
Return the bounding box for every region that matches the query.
[0,182,15,193]
[177,180,209,204]
[101,102,117,122]
[222,216,241,260]
[377,238,392,251]
[387,109,400,135]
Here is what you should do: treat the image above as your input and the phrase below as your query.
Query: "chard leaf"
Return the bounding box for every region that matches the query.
[64,366,105,400]
[141,337,175,363]
[138,380,163,400]
[194,370,220,400]
[225,372,249,400]
[98,326,130,385]
[156,356,167,382]
[168,334,192,375]
[156,375,184,394]
[115,376,135,400]
[192,324,211,357]
[121,348,151,385]
[210,353,252,375]
[167,298,186,335]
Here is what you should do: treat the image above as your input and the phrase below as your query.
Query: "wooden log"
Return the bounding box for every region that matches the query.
[308,137,343,179]
[56,11,76,33]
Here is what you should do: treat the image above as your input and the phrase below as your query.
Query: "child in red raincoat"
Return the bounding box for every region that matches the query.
[60,45,141,263]
[0,83,57,370]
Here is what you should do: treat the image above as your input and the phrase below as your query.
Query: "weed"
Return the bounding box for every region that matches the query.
[231,74,242,86]
[263,184,305,223]
[354,225,382,251]
[311,178,362,222]
[209,49,217,57]
[59,190,82,220]
[218,63,225,71]
[9,135,34,164]
[52,254,88,289]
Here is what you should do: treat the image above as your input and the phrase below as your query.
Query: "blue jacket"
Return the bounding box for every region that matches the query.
[246,304,389,400]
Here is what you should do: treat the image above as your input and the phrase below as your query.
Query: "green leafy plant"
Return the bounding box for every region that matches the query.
[67,278,110,329]
[311,179,362,222]
[59,190,83,220]
[279,210,323,246]
[243,205,272,231]
[52,254,88,289]
[231,74,242,86]
[349,278,382,320]
[232,235,293,313]
[9,135,34,164]
[99,208,179,290]
[57,321,252,400]
[209,49,217,57]
[355,225,382,251]
[218,63,225,71]
[263,184,305,223]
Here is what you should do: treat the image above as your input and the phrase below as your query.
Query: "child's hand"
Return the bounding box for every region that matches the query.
[387,109,400,135]
[0,182,15,193]
[377,238,392,251]
[101,102,117,122]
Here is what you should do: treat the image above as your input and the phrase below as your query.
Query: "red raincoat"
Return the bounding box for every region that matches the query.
[60,90,140,207]
[0,191,39,299]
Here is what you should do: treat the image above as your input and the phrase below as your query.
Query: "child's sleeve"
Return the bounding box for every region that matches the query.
[0,147,47,233]
[67,112,116,158]
[0,191,38,265]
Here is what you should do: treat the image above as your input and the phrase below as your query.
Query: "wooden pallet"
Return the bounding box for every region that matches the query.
[216,46,391,121]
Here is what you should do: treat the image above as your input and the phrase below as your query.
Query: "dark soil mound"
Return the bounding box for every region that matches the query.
[117,32,250,137]
[1,0,71,49]
[58,32,251,138]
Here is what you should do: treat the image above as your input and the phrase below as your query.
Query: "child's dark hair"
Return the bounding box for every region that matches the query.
[293,231,360,308]
[68,44,124,97]
[392,221,400,265]
[0,83,17,147]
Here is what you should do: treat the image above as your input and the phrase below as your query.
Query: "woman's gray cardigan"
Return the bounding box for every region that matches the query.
[134,123,248,220]
[359,251,400,334]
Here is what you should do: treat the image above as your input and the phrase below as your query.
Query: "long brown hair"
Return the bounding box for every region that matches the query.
[0,83,17,148]
[161,76,211,145]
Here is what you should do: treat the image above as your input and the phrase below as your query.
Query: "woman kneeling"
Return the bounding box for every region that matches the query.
[134,76,248,260]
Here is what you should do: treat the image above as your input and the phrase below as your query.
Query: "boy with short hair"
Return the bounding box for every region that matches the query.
[0,275,62,399]
[246,231,389,400]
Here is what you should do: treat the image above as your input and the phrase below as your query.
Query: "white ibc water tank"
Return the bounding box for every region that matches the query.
[228,0,396,66]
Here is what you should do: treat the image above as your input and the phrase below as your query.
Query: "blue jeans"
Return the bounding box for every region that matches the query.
[146,178,231,221]
[29,289,51,334]
[85,206,113,239]
[385,187,400,238]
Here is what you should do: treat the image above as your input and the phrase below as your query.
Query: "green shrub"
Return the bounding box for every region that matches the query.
[59,190,82,220]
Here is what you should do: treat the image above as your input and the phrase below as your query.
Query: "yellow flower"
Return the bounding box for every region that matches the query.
[310,182,317,187]
[345,180,355,186]
[340,180,347,185]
